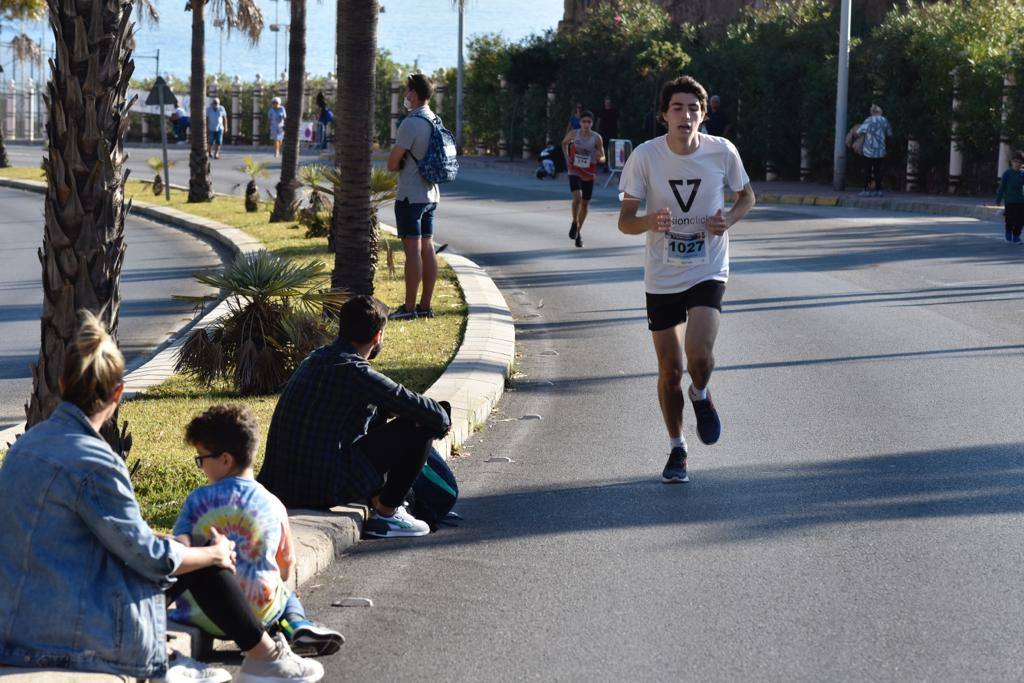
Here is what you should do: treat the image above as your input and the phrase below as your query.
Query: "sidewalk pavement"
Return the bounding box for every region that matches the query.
[456,155,1006,223]
[0,178,514,682]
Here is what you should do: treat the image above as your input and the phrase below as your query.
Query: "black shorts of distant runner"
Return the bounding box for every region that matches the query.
[645,279,726,331]
[568,175,594,201]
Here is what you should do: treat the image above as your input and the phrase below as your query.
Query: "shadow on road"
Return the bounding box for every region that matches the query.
[349,442,1024,556]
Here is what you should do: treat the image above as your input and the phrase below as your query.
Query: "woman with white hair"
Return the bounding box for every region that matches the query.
[269,96,287,158]
[857,104,893,196]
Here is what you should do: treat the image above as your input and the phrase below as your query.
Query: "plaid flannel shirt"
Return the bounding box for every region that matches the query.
[257,339,450,508]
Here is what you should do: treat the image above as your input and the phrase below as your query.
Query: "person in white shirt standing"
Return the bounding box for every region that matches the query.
[206,97,228,160]
[618,75,756,484]
[387,74,441,320]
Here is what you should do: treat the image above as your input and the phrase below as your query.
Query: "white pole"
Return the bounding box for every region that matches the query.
[832,0,851,191]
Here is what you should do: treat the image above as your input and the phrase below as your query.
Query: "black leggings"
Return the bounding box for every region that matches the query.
[165,566,264,651]
[1005,203,1024,237]
[360,402,450,509]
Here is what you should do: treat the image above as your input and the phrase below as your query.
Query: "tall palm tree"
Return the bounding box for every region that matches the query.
[26,0,135,436]
[186,0,263,203]
[0,0,47,167]
[269,0,307,222]
[331,0,379,295]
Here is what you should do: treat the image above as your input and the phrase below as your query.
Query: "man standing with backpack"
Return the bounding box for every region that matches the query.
[387,73,451,320]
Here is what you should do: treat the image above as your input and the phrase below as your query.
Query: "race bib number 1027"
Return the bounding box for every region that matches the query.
[663,231,709,267]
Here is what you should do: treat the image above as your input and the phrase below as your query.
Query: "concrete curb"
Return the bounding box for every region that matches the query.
[0,177,515,679]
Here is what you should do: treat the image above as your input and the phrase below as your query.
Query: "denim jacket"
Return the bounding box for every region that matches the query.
[0,402,185,679]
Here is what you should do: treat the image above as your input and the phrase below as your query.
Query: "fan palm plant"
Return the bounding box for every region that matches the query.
[187,0,263,203]
[175,249,346,394]
[331,0,380,295]
[147,156,174,195]
[297,162,331,237]
[308,165,396,247]
[234,155,271,211]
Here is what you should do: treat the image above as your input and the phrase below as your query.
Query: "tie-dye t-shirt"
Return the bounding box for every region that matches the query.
[170,476,290,634]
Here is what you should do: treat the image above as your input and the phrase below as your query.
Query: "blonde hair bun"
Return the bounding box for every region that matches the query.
[60,310,125,416]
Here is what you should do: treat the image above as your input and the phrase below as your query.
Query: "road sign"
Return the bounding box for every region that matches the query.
[145,77,177,107]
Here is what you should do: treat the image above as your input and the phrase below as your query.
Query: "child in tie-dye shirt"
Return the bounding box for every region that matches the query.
[171,405,344,657]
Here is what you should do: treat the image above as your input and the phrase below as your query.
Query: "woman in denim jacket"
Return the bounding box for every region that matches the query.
[0,311,323,682]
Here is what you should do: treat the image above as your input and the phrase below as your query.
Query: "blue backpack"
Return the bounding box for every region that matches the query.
[410,112,459,184]
[407,447,459,532]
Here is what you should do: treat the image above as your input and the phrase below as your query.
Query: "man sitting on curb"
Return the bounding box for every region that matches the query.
[257,295,451,538]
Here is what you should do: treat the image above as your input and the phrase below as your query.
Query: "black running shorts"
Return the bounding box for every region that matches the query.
[645,280,726,331]
[568,175,594,200]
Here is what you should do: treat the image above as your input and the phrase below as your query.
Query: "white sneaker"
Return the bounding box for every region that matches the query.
[237,633,324,682]
[154,651,231,683]
[364,506,430,538]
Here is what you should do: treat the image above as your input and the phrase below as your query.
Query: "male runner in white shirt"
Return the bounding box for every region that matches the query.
[617,75,756,483]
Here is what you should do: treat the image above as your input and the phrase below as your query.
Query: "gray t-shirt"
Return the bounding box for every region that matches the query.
[395,106,440,204]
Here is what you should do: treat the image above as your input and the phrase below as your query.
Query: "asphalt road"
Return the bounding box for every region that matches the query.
[0,186,223,430]
[291,170,1024,680]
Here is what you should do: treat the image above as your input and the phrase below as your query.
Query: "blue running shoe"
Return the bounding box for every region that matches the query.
[1006,228,1014,242]
[691,389,722,445]
[661,446,689,483]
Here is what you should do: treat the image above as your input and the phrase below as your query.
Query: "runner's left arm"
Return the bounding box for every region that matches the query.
[596,134,607,165]
[706,184,756,236]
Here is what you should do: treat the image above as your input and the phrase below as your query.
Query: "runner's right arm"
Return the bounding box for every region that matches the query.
[618,194,670,235]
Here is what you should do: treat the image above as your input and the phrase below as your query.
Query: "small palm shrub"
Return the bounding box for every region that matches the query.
[147,156,174,196]
[174,250,346,395]
[297,163,332,238]
[302,165,398,249]
[235,156,272,212]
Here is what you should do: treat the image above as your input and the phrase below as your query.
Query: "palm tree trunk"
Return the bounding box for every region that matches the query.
[27,0,133,431]
[270,0,307,222]
[331,0,379,295]
[188,0,213,202]
[0,125,9,167]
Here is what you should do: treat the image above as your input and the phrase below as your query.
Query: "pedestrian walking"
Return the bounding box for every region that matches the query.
[566,103,583,134]
[996,150,1024,244]
[268,96,286,158]
[857,104,893,196]
[617,75,756,484]
[315,92,333,151]
[703,95,732,138]
[171,106,190,143]
[562,109,606,248]
[207,96,228,159]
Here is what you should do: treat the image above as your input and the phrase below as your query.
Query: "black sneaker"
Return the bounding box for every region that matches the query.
[415,306,435,318]
[691,388,721,445]
[661,446,689,483]
[569,222,578,239]
[575,235,584,248]
[388,306,418,321]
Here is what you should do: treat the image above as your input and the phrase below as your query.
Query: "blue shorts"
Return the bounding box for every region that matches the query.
[209,128,224,146]
[394,199,437,238]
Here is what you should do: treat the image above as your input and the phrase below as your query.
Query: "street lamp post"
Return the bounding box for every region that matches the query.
[832,0,851,191]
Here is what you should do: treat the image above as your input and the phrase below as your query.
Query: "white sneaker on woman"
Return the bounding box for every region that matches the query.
[237,633,324,682]
[155,650,231,683]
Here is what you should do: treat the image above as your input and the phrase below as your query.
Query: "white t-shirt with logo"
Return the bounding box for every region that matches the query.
[619,134,749,294]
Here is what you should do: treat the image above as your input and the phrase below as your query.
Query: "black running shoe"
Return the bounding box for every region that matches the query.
[388,306,418,321]
[691,389,721,445]
[661,446,689,483]
[569,222,578,239]
[415,305,435,318]
[575,235,583,248]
